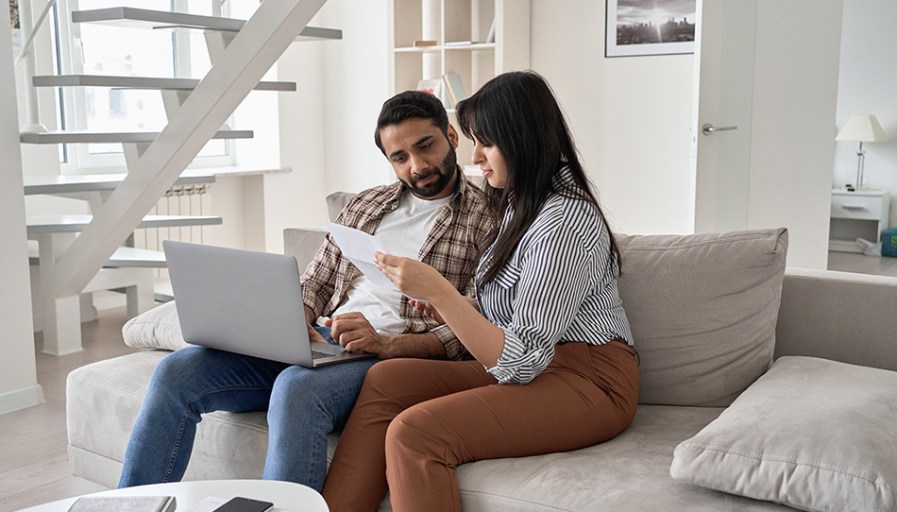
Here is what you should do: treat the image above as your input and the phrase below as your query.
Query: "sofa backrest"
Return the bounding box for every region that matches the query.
[617,229,789,407]
[776,267,897,372]
[291,190,792,407]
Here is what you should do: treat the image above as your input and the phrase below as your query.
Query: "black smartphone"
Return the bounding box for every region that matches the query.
[212,497,275,512]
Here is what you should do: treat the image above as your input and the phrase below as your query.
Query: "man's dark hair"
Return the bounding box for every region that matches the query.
[374,91,450,155]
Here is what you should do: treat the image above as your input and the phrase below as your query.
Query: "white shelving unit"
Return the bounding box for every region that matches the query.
[389,0,530,169]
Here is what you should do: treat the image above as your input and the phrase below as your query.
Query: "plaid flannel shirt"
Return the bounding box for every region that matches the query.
[301,172,496,360]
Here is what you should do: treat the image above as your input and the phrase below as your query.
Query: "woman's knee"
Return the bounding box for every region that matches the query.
[386,405,452,461]
[362,359,427,398]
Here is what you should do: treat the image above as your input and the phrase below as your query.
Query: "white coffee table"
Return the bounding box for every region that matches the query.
[17,480,328,512]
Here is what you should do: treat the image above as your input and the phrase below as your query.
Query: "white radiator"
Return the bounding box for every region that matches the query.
[133,183,213,282]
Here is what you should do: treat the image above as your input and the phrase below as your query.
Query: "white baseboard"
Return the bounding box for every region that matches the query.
[0,384,45,416]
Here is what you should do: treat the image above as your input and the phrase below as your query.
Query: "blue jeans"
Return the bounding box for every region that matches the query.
[118,326,377,492]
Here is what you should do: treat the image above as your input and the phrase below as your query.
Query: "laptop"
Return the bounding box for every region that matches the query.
[162,240,375,367]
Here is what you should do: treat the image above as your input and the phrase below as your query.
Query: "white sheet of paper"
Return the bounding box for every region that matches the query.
[327,222,398,290]
[180,496,227,512]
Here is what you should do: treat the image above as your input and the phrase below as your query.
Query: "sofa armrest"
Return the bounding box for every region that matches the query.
[283,227,327,273]
[775,267,897,371]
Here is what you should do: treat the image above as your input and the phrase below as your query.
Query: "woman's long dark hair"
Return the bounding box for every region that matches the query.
[456,71,621,283]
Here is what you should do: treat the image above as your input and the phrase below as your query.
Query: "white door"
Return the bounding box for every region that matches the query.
[691,0,844,269]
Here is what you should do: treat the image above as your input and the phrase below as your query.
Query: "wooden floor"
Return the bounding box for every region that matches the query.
[0,251,893,511]
[827,250,897,277]
[0,306,137,512]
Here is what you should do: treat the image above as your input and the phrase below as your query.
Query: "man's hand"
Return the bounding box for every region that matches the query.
[307,323,328,344]
[304,304,328,344]
[325,312,393,358]
[409,298,445,323]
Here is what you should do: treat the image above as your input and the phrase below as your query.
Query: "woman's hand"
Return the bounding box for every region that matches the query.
[375,252,454,304]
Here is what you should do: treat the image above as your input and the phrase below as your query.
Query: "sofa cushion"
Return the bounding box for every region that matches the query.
[326,191,355,222]
[121,300,188,351]
[670,356,897,512]
[67,351,269,487]
[456,405,789,511]
[67,349,792,512]
[616,228,788,406]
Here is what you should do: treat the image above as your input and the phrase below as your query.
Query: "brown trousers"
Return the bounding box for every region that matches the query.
[322,340,639,512]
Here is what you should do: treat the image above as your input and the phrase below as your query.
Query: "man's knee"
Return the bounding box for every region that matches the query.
[151,347,208,386]
[271,366,321,400]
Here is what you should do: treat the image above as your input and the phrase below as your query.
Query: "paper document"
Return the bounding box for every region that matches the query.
[327,222,398,290]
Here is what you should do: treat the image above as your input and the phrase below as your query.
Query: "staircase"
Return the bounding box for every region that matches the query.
[16,0,338,355]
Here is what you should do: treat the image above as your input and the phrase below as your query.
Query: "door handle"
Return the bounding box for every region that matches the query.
[702,123,738,135]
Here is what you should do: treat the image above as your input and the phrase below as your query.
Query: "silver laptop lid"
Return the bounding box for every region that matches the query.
[163,240,313,366]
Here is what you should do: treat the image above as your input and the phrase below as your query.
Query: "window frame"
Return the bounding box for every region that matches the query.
[53,0,236,173]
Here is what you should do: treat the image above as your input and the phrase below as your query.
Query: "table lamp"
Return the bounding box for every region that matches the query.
[836,114,888,190]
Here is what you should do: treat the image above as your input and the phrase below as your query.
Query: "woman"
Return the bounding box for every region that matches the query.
[321,71,639,512]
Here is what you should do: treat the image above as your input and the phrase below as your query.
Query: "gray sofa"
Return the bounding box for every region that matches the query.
[66,225,897,512]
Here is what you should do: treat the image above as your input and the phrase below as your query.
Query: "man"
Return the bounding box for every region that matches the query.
[118,91,496,492]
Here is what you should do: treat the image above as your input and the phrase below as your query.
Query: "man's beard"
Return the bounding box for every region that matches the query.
[406,146,458,198]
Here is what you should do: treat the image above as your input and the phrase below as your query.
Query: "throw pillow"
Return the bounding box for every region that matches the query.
[670,356,897,512]
[616,228,788,406]
[121,300,189,351]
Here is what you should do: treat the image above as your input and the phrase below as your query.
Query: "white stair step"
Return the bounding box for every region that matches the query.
[20,130,253,144]
[154,277,175,302]
[28,241,167,268]
[72,7,342,41]
[33,74,296,92]
[26,214,223,235]
[24,172,214,195]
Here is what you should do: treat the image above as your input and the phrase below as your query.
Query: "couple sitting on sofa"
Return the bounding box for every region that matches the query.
[119,71,639,512]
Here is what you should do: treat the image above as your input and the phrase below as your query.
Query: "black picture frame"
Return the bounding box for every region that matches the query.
[605,0,696,58]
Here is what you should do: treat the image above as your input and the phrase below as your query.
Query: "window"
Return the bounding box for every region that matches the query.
[53,0,232,171]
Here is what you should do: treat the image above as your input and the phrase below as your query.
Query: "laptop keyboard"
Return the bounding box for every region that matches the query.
[311,349,333,360]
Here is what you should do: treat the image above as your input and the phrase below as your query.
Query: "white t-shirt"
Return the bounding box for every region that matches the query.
[331,191,453,333]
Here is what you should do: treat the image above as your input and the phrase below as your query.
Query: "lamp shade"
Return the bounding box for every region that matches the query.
[836,114,888,143]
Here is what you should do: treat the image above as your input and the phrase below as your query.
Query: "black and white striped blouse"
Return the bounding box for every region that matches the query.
[476,168,634,385]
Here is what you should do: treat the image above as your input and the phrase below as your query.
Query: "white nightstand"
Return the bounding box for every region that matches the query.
[829,189,890,252]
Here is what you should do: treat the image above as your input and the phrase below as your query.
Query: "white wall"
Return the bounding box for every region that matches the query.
[276,0,392,234]
[529,0,841,270]
[834,0,897,228]
[530,0,696,235]
[278,0,696,238]
[1,20,44,415]
[318,1,392,193]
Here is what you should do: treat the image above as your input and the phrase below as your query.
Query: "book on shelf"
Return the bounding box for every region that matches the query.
[412,40,438,47]
[442,72,468,108]
[486,18,496,43]
[444,40,483,46]
[417,78,443,98]
[67,496,176,512]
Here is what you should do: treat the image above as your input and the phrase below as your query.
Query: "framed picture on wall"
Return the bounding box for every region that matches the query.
[605,0,696,58]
